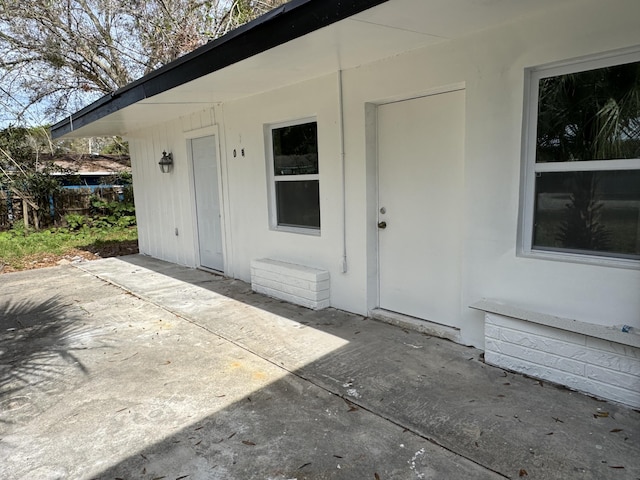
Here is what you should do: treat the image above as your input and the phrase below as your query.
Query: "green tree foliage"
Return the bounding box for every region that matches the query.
[536,63,640,163]
[99,137,129,155]
[0,125,65,226]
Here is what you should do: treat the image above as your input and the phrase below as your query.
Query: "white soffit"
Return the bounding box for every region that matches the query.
[149,17,443,104]
[72,0,576,137]
[351,0,567,39]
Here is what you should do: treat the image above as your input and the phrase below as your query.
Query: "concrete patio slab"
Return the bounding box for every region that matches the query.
[1,255,638,479]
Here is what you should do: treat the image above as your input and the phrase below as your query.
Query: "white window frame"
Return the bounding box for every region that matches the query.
[519,49,640,269]
[265,117,321,235]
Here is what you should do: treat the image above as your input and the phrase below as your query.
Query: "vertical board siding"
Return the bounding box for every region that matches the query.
[128,109,216,267]
[129,138,150,257]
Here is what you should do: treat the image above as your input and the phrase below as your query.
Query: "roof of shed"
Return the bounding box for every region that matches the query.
[45,154,131,174]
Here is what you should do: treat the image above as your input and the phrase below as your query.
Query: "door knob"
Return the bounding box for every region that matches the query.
[378,221,387,229]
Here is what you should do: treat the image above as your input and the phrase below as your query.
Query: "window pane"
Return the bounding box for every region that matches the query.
[536,61,640,163]
[276,180,320,229]
[533,170,640,258]
[272,122,318,175]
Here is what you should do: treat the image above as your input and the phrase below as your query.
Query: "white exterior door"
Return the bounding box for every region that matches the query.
[191,135,224,271]
[378,90,465,327]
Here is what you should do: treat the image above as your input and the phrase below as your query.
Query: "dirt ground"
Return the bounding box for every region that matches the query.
[0,240,138,274]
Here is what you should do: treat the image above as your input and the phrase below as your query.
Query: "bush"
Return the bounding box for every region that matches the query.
[89,195,136,228]
[65,213,87,231]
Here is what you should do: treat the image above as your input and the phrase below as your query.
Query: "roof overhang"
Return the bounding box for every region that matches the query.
[51,0,575,139]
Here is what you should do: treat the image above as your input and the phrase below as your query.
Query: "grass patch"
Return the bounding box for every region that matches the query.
[0,225,138,272]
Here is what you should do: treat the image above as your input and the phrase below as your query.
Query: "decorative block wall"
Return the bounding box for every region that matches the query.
[484,313,640,408]
[251,258,330,310]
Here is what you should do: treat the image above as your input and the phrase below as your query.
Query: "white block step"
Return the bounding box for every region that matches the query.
[251,258,330,310]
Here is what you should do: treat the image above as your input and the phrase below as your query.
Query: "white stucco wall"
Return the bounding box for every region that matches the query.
[127,0,640,350]
[341,0,640,346]
[219,75,350,294]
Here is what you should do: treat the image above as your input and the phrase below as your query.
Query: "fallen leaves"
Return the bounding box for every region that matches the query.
[242,440,256,446]
[519,468,528,476]
[343,398,359,412]
[593,411,609,418]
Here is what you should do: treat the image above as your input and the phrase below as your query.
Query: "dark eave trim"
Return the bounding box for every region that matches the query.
[51,0,388,139]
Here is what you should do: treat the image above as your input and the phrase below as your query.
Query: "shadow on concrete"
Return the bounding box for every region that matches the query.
[92,365,450,479]
[76,238,139,259]
[78,255,640,480]
[0,296,90,410]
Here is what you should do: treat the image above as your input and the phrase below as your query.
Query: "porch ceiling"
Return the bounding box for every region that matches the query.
[55,0,572,138]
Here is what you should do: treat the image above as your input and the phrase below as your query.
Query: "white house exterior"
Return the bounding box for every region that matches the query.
[53,0,640,408]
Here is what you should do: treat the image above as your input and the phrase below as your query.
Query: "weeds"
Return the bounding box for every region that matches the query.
[89,196,136,228]
[1,189,137,271]
[0,224,137,271]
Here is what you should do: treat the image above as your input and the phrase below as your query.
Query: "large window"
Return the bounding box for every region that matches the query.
[267,119,320,232]
[522,53,640,263]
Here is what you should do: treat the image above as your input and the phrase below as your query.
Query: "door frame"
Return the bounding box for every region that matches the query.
[185,125,228,274]
[365,84,466,316]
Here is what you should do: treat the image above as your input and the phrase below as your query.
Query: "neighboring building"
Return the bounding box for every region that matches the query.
[52,0,640,408]
[1,154,131,226]
[44,153,131,190]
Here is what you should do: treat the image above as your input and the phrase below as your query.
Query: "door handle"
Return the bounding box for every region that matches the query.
[378,221,387,229]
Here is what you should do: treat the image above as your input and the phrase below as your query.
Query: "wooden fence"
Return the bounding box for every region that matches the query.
[0,187,127,230]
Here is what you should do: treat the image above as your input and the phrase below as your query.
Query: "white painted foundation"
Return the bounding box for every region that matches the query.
[482,310,640,408]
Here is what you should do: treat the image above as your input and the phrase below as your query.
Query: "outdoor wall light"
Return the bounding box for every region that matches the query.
[158,151,173,173]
